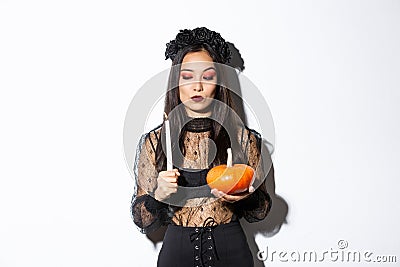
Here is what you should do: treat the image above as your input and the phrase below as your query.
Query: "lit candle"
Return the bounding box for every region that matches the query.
[164,112,173,171]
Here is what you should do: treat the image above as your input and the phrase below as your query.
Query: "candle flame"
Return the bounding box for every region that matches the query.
[164,112,168,120]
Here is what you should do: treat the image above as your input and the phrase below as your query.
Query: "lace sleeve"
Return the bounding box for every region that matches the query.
[130,129,170,234]
[234,128,272,222]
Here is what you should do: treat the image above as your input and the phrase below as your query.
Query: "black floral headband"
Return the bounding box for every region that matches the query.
[165,27,232,64]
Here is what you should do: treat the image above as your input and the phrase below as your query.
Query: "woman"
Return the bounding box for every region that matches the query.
[131,27,272,267]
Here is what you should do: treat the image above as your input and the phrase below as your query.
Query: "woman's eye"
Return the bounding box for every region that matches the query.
[182,75,193,80]
[203,76,215,80]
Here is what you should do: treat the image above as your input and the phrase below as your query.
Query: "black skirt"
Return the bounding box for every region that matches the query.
[157,219,254,267]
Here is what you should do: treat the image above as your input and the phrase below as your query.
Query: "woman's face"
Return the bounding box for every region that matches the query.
[178,50,217,118]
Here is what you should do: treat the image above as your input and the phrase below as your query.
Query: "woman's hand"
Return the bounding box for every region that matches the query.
[154,169,180,201]
[211,185,255,203]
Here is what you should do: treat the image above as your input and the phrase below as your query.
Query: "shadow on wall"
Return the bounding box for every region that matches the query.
[242,138,289,267]
[144,42,289,267]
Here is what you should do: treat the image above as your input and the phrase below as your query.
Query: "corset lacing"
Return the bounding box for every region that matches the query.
[189,217,220,267]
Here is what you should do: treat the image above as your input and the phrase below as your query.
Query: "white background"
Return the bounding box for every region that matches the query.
[1,0,399,266]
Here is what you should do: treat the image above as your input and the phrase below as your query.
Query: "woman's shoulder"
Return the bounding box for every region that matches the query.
[241,126,275,156]
[245,126,262,140]
[238,125,262,148]
[139,123,163,154]
[147,123,163,138]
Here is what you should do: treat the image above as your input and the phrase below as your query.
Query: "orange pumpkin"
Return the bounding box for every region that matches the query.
[206,148,255,194]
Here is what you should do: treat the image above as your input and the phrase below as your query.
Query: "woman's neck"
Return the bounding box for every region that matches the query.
[185,107,212,118]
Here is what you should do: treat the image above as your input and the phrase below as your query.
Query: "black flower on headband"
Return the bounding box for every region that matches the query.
[165,27,232,63]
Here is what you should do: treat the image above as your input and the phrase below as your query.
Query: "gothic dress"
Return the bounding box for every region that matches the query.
[130,117,272,267]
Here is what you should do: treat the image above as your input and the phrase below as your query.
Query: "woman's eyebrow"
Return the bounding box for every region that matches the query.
[180,67,216,72]
[203,66,216,72]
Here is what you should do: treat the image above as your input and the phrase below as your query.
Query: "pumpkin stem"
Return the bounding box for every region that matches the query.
[227,148,233,167]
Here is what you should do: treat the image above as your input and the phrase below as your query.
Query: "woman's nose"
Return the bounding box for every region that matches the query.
[193,81,203,91]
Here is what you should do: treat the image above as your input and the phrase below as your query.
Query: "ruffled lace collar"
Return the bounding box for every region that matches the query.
[184,117,213,132]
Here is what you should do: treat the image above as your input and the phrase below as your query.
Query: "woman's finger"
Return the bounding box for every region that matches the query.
[221,192,251,203]
[162,177,177,183]
[162,171,180,177]
[210,188,221,198]
[222,195,241,202]
[166,182,178,188]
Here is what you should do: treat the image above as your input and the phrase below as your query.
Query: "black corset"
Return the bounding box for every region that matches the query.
[177,168,209,187]
[164,168,213,204]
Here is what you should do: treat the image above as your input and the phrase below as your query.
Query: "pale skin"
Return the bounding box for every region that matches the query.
[154,50,254,203]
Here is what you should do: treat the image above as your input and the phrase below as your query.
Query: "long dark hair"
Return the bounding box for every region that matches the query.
[155,43,247,172]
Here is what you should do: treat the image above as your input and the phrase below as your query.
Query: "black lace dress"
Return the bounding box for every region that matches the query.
[130,117,272,267]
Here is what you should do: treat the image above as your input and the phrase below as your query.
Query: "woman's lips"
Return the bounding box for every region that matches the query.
[191,96,204,102]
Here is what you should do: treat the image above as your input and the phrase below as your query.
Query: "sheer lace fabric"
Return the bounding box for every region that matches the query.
[130,119,272,234]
